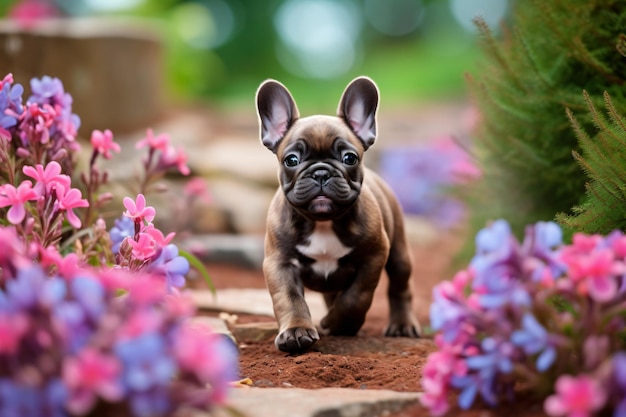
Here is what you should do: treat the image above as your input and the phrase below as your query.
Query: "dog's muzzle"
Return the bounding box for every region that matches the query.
[288,162,356,217]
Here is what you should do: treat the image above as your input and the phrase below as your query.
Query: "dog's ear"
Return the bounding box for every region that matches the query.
[337,76,379,150]
[256,79,299,153]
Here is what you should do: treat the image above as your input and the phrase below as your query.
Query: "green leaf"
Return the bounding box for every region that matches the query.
[179,249,215,295]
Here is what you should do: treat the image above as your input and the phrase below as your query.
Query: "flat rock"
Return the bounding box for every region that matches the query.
[231,321,279,343]
[207,387,421,417]
[313,336,434,356]
[190,288,327,320]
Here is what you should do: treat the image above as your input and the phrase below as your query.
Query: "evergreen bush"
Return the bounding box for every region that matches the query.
[468,0,626,234]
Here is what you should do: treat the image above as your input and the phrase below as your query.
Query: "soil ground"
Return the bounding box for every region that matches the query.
[195,225,548,417]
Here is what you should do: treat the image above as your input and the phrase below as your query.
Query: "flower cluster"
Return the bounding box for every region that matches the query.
[0,73,235,416]
[422,220,626,417]
[136,128,190,195]
[379,136,480,227]
[0,228,238,417]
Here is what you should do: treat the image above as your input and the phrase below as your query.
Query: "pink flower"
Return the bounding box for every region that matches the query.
[173,322,237,403]
[143,223,175,247]
[55,185,89,228]
[0,181,39,224]
[40,247,84,278]
[19,102,56,144]
[420,341,468,416]
[160,145,191,176]
[184,176,212,203]
[118,309,161,339]
[0,73,13,89]
[163,291,195,317]
[0,313,29,354]
[8,0,59,29]
[90,129,120,159]
[125,275,167,307]
[23,161,71,194]
[135,128,170,151]
[128,233,157,260]
[123,194,155,224]
[544,374,606,417]
[63,348,123,415]
[560,246,619,302]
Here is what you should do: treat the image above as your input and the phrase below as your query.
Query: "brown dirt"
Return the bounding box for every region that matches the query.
[197,225,548,417]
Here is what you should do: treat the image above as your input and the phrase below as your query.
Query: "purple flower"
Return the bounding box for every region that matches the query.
[467,337,515,375]
[110,215,135,254]
[451,371,497,409]
[115,332,176,391]
[0,78,23,131]
[511,313,557,371]
[0,378,67,417]
[128,386,171,417]
[522,221,564,280]
[27,75,81,146]
[5,265,48,309]
[70,276,105,320]
[148,244,190,290]
[52,300,92,354]
[429,281,472,342]
[29,76,67,104]
[470,220,519,288]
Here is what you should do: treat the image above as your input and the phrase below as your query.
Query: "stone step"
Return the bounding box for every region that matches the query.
[207,387,421,417]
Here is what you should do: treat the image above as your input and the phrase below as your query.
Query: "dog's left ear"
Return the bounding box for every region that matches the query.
[337,76,379,150]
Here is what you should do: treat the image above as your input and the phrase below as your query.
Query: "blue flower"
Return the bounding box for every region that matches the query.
[5,266,48,309]
[110,215,135,254]
[129,386,171,417]
[29,76,73,118]
[470,220,520,292]
[70,276,105,320]
[52,300,91,353]
[522,221,564,279]
[429,284,469,342]
[148,244,189,290]
[115,332,176,391]
[466,337,515,376]
[511,313,556,372]
[28,76,80,141]
[451,371,497,409]
[0,378,67,417]
[475,219,514,254]
[0,80,23,130]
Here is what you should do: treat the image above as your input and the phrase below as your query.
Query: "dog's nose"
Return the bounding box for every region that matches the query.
[312,169,331,186]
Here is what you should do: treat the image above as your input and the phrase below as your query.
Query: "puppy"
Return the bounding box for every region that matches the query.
[256,76,421,353]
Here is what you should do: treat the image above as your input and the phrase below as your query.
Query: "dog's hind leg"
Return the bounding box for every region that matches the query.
[384,232,421,338]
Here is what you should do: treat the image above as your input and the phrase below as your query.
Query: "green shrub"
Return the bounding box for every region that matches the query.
[468,0,626,234]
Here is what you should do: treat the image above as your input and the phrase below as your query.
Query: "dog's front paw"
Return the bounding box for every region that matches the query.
[385,320,422,338]
[275,327,320,353]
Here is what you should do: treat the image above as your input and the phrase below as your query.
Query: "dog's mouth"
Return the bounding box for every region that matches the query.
[308,196,334,215]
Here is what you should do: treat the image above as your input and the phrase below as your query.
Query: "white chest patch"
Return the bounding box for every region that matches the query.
[296,221,352,278]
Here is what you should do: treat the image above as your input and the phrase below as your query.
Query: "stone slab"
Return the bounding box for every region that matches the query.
[207,387,421,417]
[190,288,327,321]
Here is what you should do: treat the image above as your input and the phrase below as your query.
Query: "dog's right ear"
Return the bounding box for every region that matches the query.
[256,80,299,153]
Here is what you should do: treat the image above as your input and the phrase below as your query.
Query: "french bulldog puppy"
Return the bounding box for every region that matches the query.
[256,76,421,353]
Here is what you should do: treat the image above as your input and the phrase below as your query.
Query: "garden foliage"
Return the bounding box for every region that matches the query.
[557,91,626,234]
[0,73,238,416]
[468,0,626,234]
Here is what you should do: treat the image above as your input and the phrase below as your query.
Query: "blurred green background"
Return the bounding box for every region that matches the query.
[1,0,513,112]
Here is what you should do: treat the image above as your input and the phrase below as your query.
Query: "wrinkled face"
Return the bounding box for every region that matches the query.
[276,115,365,221]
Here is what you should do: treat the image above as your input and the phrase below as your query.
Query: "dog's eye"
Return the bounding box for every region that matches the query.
[284,154,300,167]
[342,152,359,166]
